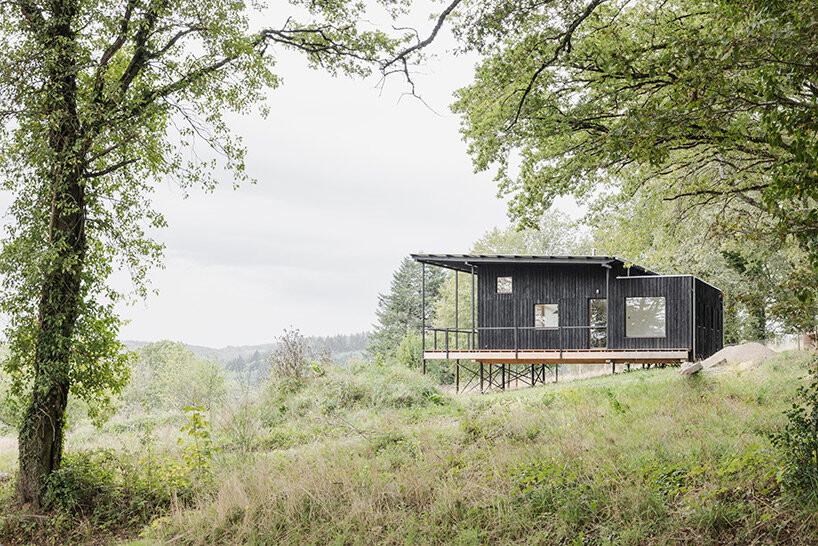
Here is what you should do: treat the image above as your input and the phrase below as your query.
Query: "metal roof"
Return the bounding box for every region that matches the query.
[411,254,723,293]
[410,254,658,275]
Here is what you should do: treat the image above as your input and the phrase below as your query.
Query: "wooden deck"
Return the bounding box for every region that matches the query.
[423,349,690,364]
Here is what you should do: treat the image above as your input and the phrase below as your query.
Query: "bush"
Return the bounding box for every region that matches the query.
[0,448,201,545]
[396,332,422,369]
[269,327,310,381]
[260,362,448,420]
[771,356,818,491]
[320,364,448,410]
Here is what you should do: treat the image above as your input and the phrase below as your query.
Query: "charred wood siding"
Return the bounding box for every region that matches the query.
[477,263,607,350]
[608,273,692,351]
[476,263,725,359]
[694,279,723,360]
[416,254,723,361]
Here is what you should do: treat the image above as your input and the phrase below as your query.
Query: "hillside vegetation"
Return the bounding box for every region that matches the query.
[2,351,818,544]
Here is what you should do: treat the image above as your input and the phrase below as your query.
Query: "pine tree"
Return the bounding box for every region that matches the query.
[368,257,445,360]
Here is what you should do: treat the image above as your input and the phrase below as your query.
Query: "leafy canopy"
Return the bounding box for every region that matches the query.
[0,0,451,413]
[452,0,817,253]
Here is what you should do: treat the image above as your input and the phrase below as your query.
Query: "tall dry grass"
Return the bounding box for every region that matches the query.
[135,351,818,545]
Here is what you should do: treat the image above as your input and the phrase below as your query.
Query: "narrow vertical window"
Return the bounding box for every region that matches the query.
[589,298,607,348]
[534,304,558,328]
[496,276,512,294]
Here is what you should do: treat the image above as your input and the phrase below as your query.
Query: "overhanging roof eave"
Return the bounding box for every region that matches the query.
[411,253,625,273]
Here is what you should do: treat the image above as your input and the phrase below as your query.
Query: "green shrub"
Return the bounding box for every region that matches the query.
[396,332,422,369]
[1,448,198,545]
[262,362,448,417]
[771,356,818,491]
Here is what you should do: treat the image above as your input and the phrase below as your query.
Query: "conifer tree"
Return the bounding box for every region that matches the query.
[368,257,445,360]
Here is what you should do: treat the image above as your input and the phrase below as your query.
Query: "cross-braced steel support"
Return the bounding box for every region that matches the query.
[454,361,559,393]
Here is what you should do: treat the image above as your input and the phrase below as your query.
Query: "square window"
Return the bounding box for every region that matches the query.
[534,303,558,328]
[625,297,666,337]
[497,276,512,294]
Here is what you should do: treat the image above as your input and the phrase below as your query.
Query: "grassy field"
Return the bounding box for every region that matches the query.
[2,351,818,544]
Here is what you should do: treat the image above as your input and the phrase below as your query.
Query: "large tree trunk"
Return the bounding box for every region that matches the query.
[16,176,86,508]
[16,0,85,507]
[16,173,86,509]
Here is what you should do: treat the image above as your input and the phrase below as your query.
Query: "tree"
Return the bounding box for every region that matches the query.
[368,256,445,360]
[0,0,459,506]
[269,327,309,382]
[452,0,817,257]
[124,340,227,411]
[588,186,818,342]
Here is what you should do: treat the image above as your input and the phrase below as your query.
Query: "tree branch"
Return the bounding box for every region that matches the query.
[511,0,606,127]
[381,0,463,72]
[84,158,138,179]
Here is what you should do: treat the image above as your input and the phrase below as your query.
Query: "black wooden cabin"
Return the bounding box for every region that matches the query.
[412,255,723,375]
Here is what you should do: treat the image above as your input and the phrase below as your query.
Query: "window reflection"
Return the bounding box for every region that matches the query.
[589,298,607,348]
[497,276,512,294]
[534,303,558,328]
[625,297,666,337]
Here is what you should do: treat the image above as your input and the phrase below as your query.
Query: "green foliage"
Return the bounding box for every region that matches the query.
[125,341,227,412]
[0,448,199,543]
[394,331,456,385]
[0,367,23,432]
[0,0,434,502]
[588,188,818,341]
[148,351,817,545]
[178,406,214,472]
[396,332,422,369]
[219,398,264,452]
[771,357,818,491]
[368,256,446,360]
[604,387,628,415]
[769,261,818,338]
[453,0,818,258]
[472,211,592,255]
[269,327,314,382]
[263,361,448,421]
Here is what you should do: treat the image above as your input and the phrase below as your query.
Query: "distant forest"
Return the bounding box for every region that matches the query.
[223,332,367,373]
[125,332,369,383]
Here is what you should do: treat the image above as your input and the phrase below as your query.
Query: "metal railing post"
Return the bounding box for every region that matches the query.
[514,326,519,359]
[421,263,425,374]
[471,264,475,350]
[455,271,459,350]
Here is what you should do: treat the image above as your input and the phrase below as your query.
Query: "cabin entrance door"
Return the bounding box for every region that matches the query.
[589,298,607,349]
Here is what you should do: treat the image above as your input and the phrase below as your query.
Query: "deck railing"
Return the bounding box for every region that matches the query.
[423,325,608,357]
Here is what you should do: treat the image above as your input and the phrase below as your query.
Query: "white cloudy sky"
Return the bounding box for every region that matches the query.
[111,32,516,347]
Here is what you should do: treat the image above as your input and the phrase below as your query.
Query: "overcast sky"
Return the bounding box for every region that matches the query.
[106,36,518,347]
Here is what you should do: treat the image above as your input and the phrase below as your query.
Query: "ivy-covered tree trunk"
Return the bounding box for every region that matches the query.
[16,2,86,506]
[0,0,452,512]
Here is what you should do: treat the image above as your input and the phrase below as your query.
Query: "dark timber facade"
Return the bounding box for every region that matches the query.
[412,254,723,392]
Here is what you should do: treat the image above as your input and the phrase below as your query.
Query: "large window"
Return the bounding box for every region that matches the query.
[497,276,512,294]
[625,297,666,338]
[534,303,559,328]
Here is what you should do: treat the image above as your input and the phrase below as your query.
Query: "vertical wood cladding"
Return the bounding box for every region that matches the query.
[477,263,608,350]
[475,263,723,359]
[694,279,724,360]
[608,272,691,351]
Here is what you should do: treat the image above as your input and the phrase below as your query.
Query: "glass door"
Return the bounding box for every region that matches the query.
[589,298,607,348]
